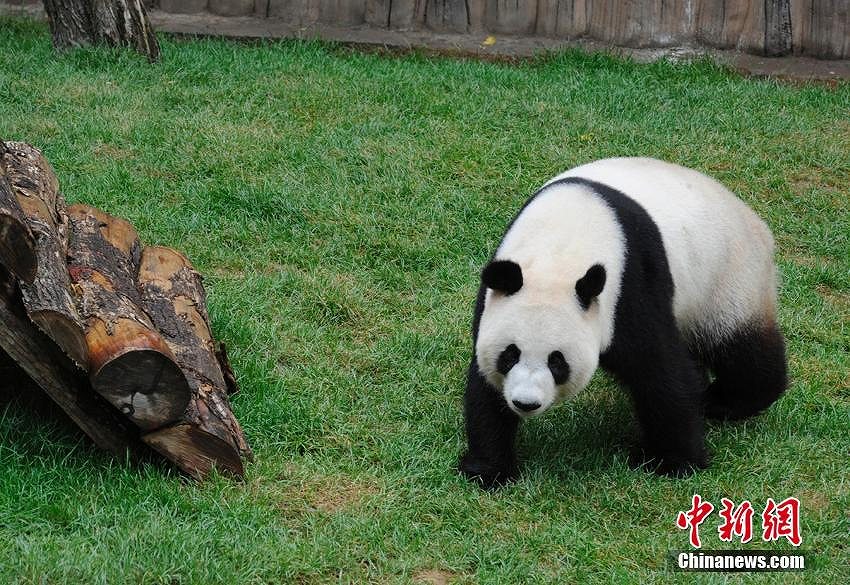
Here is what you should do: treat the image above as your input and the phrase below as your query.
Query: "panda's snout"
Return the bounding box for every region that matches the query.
[511,399,542,413]
[502,364,554,417]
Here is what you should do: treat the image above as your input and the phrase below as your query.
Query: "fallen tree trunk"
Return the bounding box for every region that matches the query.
[137,246,251,479]
[0,265,138,454]
[0,144,36,284]
[67,204,190,430]
[2,142,88,367]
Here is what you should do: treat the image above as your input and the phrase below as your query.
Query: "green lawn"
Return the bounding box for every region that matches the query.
[0,16,847,584]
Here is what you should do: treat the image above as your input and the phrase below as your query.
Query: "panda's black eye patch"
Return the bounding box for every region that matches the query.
[548,351,570,385]
[497,344,521,375]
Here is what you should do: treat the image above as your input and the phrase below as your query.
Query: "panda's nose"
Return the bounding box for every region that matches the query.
[512,399,541,412]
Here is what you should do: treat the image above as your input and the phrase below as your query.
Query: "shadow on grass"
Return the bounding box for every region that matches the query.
[0,356,174,478]
[515,385,637,481]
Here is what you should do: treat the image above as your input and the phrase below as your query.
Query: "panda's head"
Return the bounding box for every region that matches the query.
[476,259,607,418]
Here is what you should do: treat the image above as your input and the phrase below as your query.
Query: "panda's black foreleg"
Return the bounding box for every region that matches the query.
[459,357,520,488]
[620,345,709,477]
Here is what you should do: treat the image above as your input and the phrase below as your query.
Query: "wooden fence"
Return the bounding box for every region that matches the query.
[6,0,845,58]
[104,1,850,59]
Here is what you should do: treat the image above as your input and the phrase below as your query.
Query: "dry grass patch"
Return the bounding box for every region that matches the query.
[412,568,464,585]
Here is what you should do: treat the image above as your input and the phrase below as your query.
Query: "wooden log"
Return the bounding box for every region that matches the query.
[0,265,138,455]
[143,423,245,479]
[67,204,190,430]
[0,144,37,284]
[1,142,88,367]
[137,246,251,479]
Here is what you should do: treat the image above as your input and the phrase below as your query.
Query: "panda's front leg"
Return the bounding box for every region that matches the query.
[459,357,520,488]
[621,346,709,477]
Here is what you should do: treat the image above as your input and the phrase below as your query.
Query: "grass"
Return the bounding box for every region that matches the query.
[0,16,848,584]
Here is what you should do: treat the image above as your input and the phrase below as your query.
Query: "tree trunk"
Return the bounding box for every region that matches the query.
[0,265,138,455]
[67,204,191,430]
[1,142,88,368]
[138,246,251,479]
[42,0,161,62]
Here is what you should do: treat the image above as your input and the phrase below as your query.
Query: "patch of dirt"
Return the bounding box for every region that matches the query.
[782,251,825,269]
[413,569,462,585]
[210,265,247,278]
[791,355,850,395]
[815,284,850,314]
[92,142,133,160]
[788,167,847,196]
[307,475,380,513]
[256,470,381,515]
[794,490,832,513]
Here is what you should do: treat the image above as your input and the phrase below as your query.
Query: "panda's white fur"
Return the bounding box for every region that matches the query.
[476,186,622,413]
[476,157,777,418]
[551,158,778,342]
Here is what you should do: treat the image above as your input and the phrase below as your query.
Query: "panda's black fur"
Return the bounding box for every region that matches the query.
[460,177,788,488]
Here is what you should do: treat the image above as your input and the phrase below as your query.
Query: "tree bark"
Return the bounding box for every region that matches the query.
[0,144,37,285]
[0,265,138,455]
[67,204,190,430]
[137,246,251,479]
[42,0,161,62]
[1,142,88,368]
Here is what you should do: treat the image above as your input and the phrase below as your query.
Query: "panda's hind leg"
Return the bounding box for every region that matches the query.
[703,322,788,421]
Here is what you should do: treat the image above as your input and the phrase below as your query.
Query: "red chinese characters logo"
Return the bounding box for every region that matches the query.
[677,496,802,548]
[718,498,755,544]
[676,494,715,548]
[762,497,802,546]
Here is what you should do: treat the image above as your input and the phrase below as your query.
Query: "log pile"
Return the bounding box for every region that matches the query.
[0,140,251,479]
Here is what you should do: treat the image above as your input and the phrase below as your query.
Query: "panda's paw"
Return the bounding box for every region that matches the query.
[628,448,708,478]
[458,453,517,489]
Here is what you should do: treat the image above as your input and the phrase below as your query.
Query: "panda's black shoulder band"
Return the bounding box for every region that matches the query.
[482,260,523,295]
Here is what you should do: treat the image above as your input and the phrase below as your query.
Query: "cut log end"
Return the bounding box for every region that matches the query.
[67,203,140,258]
[92,348,190,430]
[0,216,37,283]
[143,423,245,480]
[28,309,88,367]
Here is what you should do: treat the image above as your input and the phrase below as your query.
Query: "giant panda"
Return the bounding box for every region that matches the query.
[459,157,787,487]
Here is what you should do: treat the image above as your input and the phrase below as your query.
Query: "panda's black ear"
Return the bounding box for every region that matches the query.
[575,264,606,309]
[482,260,523,295]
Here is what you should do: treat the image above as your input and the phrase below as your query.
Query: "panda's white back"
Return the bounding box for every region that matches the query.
[551,157,778,343]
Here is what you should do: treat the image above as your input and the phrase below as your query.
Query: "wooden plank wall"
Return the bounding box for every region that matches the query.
[151,0,849,58]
